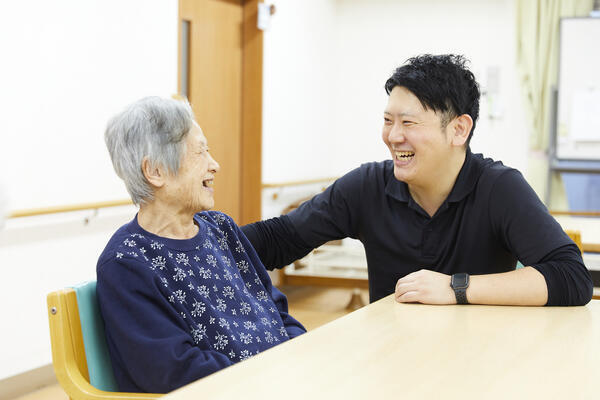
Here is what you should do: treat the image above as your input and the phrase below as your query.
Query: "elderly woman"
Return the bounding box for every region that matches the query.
[97,97,306,393]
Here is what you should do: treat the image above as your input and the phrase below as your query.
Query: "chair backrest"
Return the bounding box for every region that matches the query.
[47,281,161,400]
[72,281,119,391]
[516,229,583,269]
[564,229,583,254]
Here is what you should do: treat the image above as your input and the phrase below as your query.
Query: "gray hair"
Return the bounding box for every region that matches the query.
[104,96,194,205]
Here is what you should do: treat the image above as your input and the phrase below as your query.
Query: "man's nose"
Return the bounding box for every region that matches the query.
[388,123,405,142]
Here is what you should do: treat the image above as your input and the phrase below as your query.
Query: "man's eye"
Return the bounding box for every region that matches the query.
[383,118,392,124]
[403,121,414,125]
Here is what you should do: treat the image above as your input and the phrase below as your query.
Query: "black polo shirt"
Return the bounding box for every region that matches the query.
[242,150,592,306]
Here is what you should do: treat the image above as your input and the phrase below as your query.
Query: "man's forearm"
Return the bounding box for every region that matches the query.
[395,267,549,306]
[467,267,548,306]
[241,216,315,270]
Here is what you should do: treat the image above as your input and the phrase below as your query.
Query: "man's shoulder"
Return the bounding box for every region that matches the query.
[358,159,394,175]
[469,153,538,208]
[471,153,520,186]
[326,160,394,200]
[338,160,393,184]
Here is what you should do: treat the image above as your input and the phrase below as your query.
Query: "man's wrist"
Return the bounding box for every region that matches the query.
[451,273,470,304]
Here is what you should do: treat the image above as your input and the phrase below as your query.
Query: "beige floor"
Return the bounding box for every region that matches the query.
[12,286,368,400]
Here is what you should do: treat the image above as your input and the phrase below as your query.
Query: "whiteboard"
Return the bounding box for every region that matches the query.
[556,17,600,160]
[0,0,178,212]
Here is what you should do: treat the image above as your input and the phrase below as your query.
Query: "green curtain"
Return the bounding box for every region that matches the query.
[515,0,593,205]
[516,0,593,151]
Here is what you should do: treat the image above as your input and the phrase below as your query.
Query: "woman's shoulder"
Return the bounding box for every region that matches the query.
[97,219,158,271]
[196,211,239,231]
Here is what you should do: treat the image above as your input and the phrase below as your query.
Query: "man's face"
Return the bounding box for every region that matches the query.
[164,122,220,212]
[382,86,454,187]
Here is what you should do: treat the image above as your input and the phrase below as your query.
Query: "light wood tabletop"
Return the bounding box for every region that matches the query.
[164,295,600,399]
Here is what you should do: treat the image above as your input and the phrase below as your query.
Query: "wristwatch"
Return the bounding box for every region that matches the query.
[450,273,470,305]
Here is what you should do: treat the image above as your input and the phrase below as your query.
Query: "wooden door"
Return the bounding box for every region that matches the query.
[178,0,262,225]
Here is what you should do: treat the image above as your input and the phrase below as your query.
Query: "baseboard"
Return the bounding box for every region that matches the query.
[0,364,57,400]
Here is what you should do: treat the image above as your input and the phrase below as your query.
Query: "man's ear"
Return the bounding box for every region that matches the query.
[450,114,473,147]
[141,157,165,188]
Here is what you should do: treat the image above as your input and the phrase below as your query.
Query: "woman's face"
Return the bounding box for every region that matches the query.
[164,122,220,213]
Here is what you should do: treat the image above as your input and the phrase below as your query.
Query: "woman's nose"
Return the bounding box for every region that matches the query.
[209,154,220,172]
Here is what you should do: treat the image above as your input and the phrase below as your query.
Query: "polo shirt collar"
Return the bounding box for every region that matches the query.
[384,147,480,205]
[446,147,480,203]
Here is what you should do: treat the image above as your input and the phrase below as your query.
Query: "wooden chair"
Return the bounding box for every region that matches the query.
[509,230,582,269]
[564,229,583,254]
[47,281,161,400]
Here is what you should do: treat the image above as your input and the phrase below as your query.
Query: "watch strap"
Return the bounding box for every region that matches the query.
[451,273,469,305]
[454,288,468,305]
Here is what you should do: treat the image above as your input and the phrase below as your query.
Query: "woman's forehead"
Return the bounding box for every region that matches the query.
[189,122,208,146]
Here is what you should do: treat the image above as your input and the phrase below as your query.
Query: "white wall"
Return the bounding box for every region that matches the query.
[262,0,530,194]
[0,0,177,211]
[262,0,339,184]
[0,207,137,379]
[0,0,177,380]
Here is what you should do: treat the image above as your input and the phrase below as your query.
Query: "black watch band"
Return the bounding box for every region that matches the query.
[451,273,470,305]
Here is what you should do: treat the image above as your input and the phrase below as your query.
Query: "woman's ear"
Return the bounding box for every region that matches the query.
[450,114,473,147]
[141,157,165,188]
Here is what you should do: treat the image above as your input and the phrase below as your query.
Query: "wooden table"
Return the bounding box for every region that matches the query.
[164,296,600,399]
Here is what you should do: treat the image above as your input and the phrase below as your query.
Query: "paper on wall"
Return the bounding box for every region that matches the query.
[570,88,600,141]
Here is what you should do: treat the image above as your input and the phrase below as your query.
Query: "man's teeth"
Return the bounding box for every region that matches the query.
[204,180,213,187]
[395,151,414,159]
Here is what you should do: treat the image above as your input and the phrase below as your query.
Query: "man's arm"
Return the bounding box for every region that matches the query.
[242,166,365,269]
[396,169,593,306]
[241,215,315,270]
[395,266,548,305]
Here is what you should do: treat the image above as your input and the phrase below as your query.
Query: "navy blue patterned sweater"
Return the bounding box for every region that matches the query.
[97,211,306,393]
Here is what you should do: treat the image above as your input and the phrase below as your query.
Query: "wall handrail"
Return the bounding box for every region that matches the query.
[261,177,338,189]
[549,210,600,217]
[8,199,134,219]
[8,200,598,220]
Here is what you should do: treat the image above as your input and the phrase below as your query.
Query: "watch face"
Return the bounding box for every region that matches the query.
[452,273,469,289]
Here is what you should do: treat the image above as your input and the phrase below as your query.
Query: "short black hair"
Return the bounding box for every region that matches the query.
[384,54,480,144]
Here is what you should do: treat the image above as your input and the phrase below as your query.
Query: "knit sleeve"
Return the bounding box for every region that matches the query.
[231,216,307,338]
[97,256,233,393]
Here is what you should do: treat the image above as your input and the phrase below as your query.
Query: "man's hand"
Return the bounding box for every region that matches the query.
[395,269,455,304]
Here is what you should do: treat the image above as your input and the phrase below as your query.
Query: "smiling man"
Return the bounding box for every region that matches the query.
[242,54,592,306]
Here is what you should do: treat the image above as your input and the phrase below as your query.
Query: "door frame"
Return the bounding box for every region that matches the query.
[178,0,263,225]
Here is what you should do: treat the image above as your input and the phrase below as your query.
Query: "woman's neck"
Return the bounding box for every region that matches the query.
[137,200,199,240]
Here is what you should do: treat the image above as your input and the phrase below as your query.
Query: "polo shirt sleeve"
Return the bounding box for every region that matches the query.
[242,166,365,269]
[488,169,593,306]
[97,257,233,393]
[230,217,307,338]
[287,166,364,247]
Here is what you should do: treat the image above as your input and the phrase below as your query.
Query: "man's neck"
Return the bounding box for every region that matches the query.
[408,150,467,218]
[137,199,199,240]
